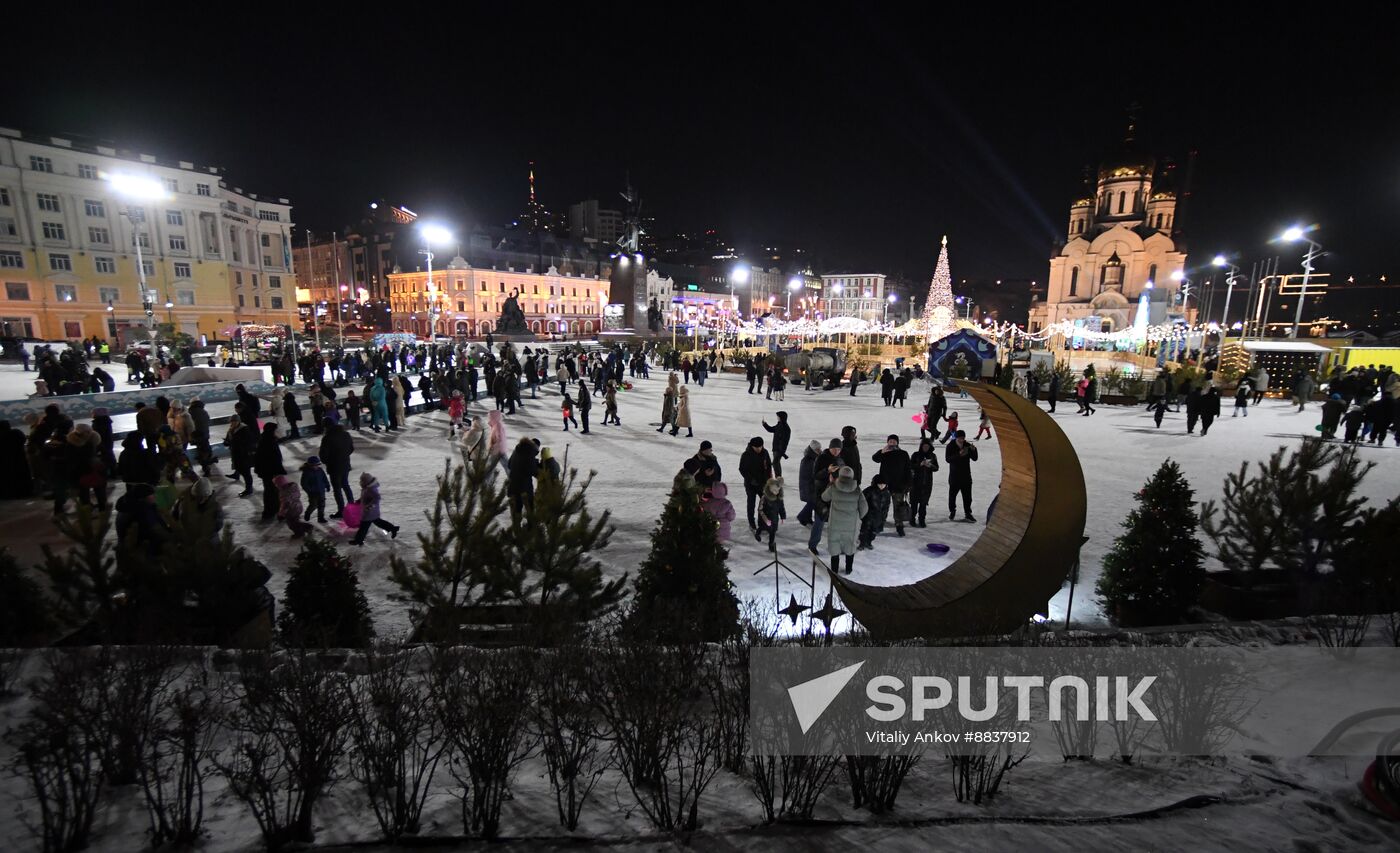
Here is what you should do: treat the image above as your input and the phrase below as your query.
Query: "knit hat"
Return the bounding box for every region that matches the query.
[776,410,787,420]
[192,477,213,500]
[808,439,822,454]
[541,447,553,461]
[829,438,843,449]
[699,440,713,452]
[273,474,289,487]
[887,433,900,443]
[834,466,857,490]
[749,436,764,447]
[307,455,322,466]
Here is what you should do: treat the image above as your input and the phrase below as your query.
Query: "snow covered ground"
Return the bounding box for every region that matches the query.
[4,359,1400,636]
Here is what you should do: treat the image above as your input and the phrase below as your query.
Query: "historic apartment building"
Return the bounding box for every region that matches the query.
[387,259,611,337]
[0,128,296,346]
[1027,127,1189,334]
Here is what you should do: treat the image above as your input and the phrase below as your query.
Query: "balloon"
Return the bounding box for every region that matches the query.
[342,501,363,529]
[912,412,926,425]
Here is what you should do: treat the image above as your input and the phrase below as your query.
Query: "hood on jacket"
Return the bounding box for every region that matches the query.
[709,482,729,499]
[833,466,857,492]
[763,477,784,499]
[359,471,377,487]
[273,474,290,488]
[807,440,823,455]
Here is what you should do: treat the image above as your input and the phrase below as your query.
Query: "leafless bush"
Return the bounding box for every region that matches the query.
[534,647,609,831]
[345,645,446,841]
[843,755,920,813]
[1148,649,1256,755]
[1382,612,1400,647]
[137,656,219,847]
[214,652,353,850]
[704,639,751,774]
[0,650,28,699]
[10,651,109,853]
[750,753,843,822]
[1307,613,1372,648]
[948,747,1026,805]
[95,646,178,787]
[1049,715,1100,762]
[588,642,723,832]
[430,647,537,840]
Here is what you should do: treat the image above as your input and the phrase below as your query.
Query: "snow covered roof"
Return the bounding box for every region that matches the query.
[1239,341,1331,353]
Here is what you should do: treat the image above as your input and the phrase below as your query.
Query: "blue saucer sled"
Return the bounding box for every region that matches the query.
[925,543,950,554]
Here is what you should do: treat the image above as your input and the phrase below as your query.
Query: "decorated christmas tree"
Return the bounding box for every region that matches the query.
[1096,461,1205,626]
[626,477,739,642]
[921,234,957,338]
[279,537,375,648]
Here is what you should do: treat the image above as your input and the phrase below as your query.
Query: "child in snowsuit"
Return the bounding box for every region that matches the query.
[1233,382,1251,417]
[274,474,313,537]
[975,409,992,440]
[299,456,330,524]
[755,476,786,552]
[351,472,400,545]
[939,412,960,444]
[448,390,466,437]
[858,474,891,549]
[561,393,579,431]
[702,481,736,541]
[1152,396,1169,428]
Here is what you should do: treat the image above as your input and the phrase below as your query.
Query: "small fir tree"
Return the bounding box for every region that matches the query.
[389,454,512,641]
[42,505,119,633]
[0,548,54,646]
[1096,460,1205,626]
[627,476,739,642]
[279,538,375,648]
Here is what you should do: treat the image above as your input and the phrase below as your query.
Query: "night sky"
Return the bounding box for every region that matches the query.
[4,11,1397,288]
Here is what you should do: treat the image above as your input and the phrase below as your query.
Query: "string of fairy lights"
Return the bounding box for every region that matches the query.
[723,315,1218,347]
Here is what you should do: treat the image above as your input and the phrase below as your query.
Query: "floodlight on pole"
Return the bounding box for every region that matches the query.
[107,174,168,349]
[107,173,168,200]
[1212,254,1242,332]
[419,224,452,338]
[1278,226,1322,338]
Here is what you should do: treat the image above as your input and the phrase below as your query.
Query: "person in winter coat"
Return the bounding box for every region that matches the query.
[350,471,399,545]
[939,411,960,445]
[392,376,408,426]
[384,380,400,430]
[658,373,679,432]
[795,440,824,526]
[858,474,892,549]
[254,423,286,521]
[1251,367,1270,405]
[1293,372,1316,411]
[893,371,911,407]
[274,474,313,537]
[671,386,693,437]
[461,417,486,461]
[574,380,592,434]
[507,436,540,518]
[118,430,161,487]
[879,369,895,406]
[221,417,255,495]
[1152,395,1169,428]
[602,382,620,425]
[1319,393,1347,439]
[184,399,212,475]
[1343,403,1366,443]
[300,455,331,523]
[487,410,509,471]
[0,420,34,499]
[822,466,868,575]
[762,411,791,475]
[1047,371,1062,413]
[447,390,466,437]
[174,476,224,545]
[691,440,722,488]
[368,378,389,431]
[910,437,939,527]
[343,390,362,431]
[1083,375,1098,416]
[281,392,302,440]
[318,421,355,517]
[539,446,561,481]
[945,430,979,521]
[561,392,580,431]
[755,476,786,552]
[738,436,774,530]
[922,386,947,440]
[1199,387,1222,435]
[1185,386,1204,434]
[59,424,106,513]
[115,482,167,556]
[1233,382,1251,417]
[701,481,736,541]
[870,434,912,536]
[308,385,326,434]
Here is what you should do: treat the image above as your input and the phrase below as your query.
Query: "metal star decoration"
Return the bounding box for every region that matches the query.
[779,594,810,625]
[810,593,847,632]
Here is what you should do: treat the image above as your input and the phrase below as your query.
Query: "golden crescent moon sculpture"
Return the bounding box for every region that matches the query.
[829,380,1088,639]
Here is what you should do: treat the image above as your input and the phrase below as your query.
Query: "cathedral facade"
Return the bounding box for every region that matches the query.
[1028,132,1190,335]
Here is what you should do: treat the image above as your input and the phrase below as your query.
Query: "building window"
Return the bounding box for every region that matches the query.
[0,188,9,206]
[238,294,245,307]
[96,256,116,274]
[166,210,184,227]
[260,233,270,247]
[1,316,34,337]
[270,296,284,309]
[1116,191,1125,214]
[1148,263,1158,284]
[63,321,81,338]
[99,286,119,303]
[196,183,211,197]
[257,210,281,222]
[499,282,505,292]
[50,254,73,272]
[42,222,66,241]
[269,275,281,289]
[254,296,261,308]
[84,200,105,217]
[263,255,273,267]
[30,156,53,173]
[140,259,154,276]
[235,271,243,286]
[252,274,259,288]
[89,226,110,244]
[163,178,178,193]
[37,193,61,213]
[135,232,151,250]
[480,281,486,291]
[173,262,191,278]
[78,164,98,180]
[177,290,195,306]
[169,236,187,252]
[1,218,17,237]
[55,284,77,302]
[6,282,29,300]
[457,300,465,311]
[0,251,22,269]
[1069,267,1079,297]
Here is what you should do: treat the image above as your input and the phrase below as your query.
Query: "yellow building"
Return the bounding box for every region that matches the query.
[0,128,296,346]
[388,258,610,337]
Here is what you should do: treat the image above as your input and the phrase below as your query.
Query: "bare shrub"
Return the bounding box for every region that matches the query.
[345,645,446,841]
[1382,612,1400,647]
[704,639,751,774]
[1148,649,1256,755]
[588,642,723,832]
[750,753,843,822]
[843,755,920,813]
[1307,613,1372,648]
[214,652,352,850]
[95,646,178,786]
[430,647,537,840]
[138,656,219,847]
[534,647,609,831]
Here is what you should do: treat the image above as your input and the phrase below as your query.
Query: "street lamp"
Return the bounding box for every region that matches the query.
[730,266,750,346]
[1278,226,1322,339]
[420,223,453,339]
[1212,254,1241,335]
[107,173,168,350]
[338,284,348,348]
[1170,269,1193,313]
[884,293,897,322]
[786,276,802,319]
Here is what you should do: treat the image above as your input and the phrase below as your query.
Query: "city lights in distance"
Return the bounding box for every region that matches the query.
[107,173,167,199]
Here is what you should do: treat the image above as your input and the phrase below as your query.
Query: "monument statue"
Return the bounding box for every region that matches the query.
[646,297,662,333]
[496,288,531,336]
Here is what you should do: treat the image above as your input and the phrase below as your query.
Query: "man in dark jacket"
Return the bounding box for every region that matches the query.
[795,440,823,527]
[235,384,261,424]
[318,420,356,517]
[871,433,913,536]
[576,380,592,434]
[1199,387,1222,436]
[746,359,758,394]
[945,429,979,522]
[117,431,161,486]
[692,440,722,488]
[1047,372,1061,413]
[254,423,285,521]
[762,411,791,476]
[738,436,774,530]
[1184,386,1204,434]
[188,399,213,476]
[507,437,540,519]
[839,426,862,484]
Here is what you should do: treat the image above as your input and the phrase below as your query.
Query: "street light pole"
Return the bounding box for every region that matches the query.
[307,229,321,350]
[1211,255,1240,337]
[1290,237,1322,339]
[332,231,345,350]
